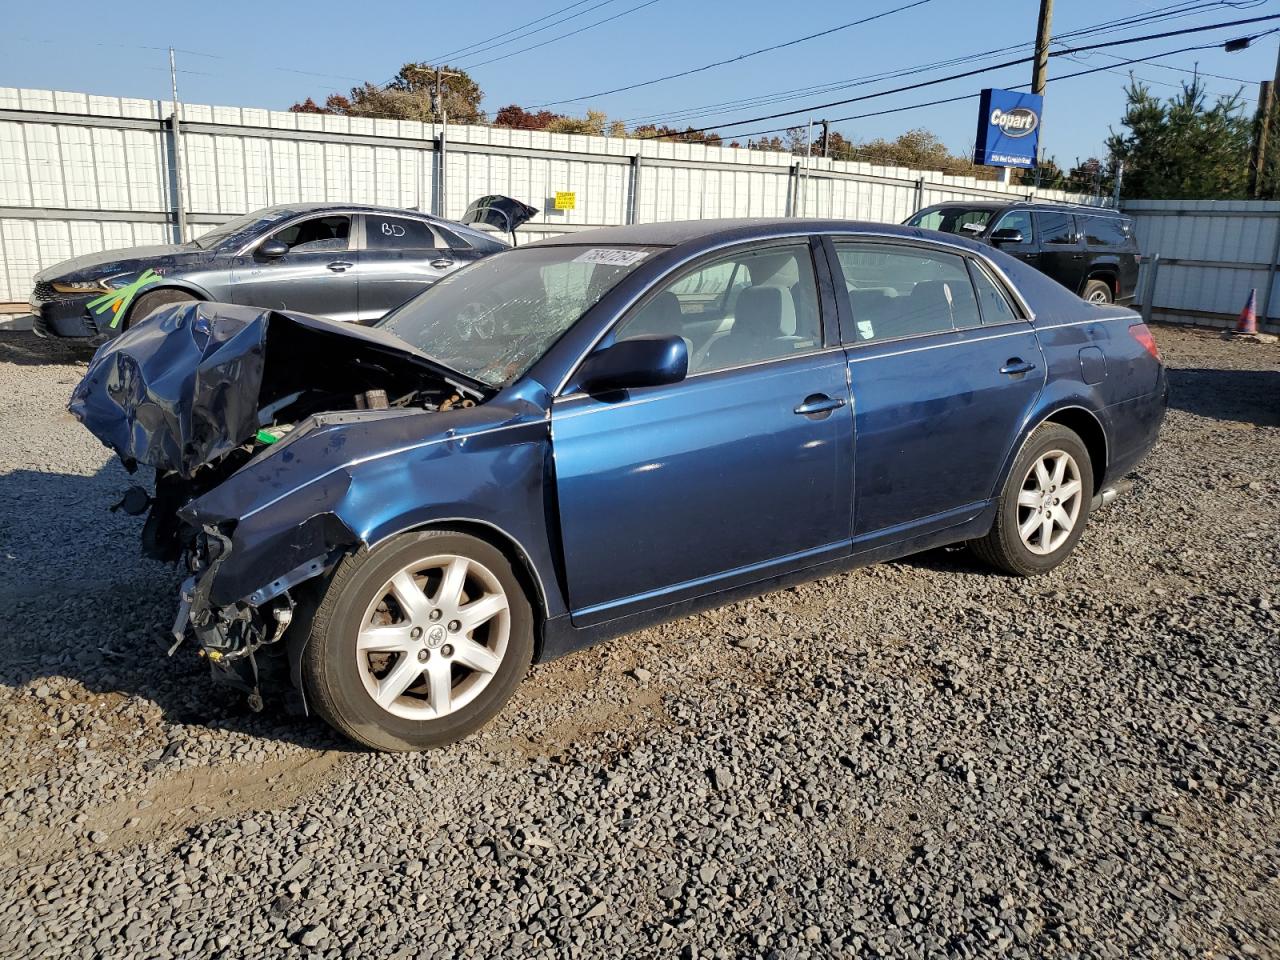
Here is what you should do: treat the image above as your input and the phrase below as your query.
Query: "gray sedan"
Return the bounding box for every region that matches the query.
[30,201,520,340]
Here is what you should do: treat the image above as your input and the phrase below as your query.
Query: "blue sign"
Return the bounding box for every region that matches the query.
[973,88,1043,169]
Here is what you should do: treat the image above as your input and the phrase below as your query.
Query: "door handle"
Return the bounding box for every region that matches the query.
[327,260,353,273]
[1000,359,1037,376]
[430,258,454,269]
[794,394,847,417]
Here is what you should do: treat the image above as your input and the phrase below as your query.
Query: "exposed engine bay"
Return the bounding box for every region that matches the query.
[69,302,489,708]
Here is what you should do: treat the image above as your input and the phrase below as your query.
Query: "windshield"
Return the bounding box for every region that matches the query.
[907,207,996,235]
[192,207,301,250]
[378,244,659,387]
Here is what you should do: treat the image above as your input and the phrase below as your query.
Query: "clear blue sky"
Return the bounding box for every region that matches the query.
[3,0,1277,166]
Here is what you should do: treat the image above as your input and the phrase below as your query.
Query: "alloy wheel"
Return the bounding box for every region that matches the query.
[1087,289,1110,303]
[1016,449,1084,555]
[355,554,510,720]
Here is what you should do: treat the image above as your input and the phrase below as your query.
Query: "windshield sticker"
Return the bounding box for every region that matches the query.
[87,269,163,329]
[572,248,649,267]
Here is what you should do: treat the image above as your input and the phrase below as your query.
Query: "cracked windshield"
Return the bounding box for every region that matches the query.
[378,245,658,387]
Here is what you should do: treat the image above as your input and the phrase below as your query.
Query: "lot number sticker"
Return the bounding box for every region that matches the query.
[573,248,649,266]
[554,191,576,210]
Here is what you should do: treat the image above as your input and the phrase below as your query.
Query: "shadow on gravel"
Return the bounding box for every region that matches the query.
[1168,367,1280,427]
[0,466,353,753]
[0,330,96,367]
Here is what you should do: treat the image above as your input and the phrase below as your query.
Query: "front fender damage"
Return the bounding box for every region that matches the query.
[172,494,365,714]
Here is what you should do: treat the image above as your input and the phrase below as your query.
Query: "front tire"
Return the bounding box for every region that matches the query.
[972,423,1094,576]
[126,288,196,328]
[302,530,534,751]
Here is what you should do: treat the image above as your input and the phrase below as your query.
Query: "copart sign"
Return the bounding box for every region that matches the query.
[973,88,1043,169]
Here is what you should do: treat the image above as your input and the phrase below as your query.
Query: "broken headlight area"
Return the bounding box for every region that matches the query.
[70,301,491,710]
[170,525,325,712]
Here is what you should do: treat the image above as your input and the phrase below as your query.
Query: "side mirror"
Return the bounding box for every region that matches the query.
[579,335,688,393]
[258,238,289,259]
[990,228,1025,245]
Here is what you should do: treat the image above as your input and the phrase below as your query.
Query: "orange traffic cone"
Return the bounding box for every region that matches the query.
[1236,288,1258,335]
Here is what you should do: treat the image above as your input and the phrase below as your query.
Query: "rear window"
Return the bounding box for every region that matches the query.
[1081,216,1131,247]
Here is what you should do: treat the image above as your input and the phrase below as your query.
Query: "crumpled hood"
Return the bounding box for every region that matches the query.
[68,301,470,478]
[34,244,201,283]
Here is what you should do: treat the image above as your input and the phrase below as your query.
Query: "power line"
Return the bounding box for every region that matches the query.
[527,0,937,109]
[617,0,1248,128]
[427,0,614,63]
[458,0,664,70]
[437,0,623,64]
[538,0,1245,115]
[718,35,1269,145]
[633,12,1280,139]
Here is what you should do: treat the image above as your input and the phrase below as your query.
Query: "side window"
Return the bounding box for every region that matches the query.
[1036,212,1077,246]
[366,216,441,251]
[993,210,1034,241]
[969,260,1020,325]
[911,210,944,230]
[1081,216,1129,247]
[834,243,981,342]
[271,215,351,253]
[615,243,822,375]
[435,225,473,251]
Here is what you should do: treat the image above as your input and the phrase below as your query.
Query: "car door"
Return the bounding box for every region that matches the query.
[1035,211,1088,295]
[550,239,853,626]
[988,208,1039,270]
[230,213,359,321]
[358,214,464,321]
[828,238,1045,549]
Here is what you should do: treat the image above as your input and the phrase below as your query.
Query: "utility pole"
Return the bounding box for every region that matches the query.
[1029,0,1054,192]
[431,65,461,219]
[820,119,830,158]
[1249,42,1280,198]
[168,47,188,244]
[1030,0,1054,96]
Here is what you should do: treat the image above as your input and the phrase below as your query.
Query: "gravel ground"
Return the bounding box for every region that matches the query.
[1,324,1277,959]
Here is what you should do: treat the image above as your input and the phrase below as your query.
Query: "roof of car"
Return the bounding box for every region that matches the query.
[920,200,1128,218]
[247,202,500,243]
[529,218,955,249]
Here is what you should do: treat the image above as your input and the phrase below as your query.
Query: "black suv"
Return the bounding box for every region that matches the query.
[906,201,1139,305]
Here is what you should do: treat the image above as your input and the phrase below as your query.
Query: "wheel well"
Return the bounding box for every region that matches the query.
[1043,408,1107,493]
[124,285,204,326]
[1086,269,1118,294]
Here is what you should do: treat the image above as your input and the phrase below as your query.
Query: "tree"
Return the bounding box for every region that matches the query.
[632,124,723,145]
[855,128,993,178]
[1106,78,1252,200]
[289,63,484,124]
[493,104,564,130]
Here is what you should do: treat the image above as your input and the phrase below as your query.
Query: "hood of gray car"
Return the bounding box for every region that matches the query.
[35,244,209,283]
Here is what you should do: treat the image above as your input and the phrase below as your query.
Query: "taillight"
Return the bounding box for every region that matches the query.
[1129,322,1162,363]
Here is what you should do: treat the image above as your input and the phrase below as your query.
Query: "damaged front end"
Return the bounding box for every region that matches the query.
[70,301,490,710]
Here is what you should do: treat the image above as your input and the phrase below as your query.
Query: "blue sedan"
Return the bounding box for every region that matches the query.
[71,218,1168,750]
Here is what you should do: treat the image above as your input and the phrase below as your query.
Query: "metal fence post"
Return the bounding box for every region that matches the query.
[1140,254,1160,325]
[628,154,642,224]
[787,163,800,216]
[435,126,448,219]
[914,176,925,212]
[1260,213,1280,324]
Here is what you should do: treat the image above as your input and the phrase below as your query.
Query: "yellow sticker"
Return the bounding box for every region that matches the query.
[554,191,576,211]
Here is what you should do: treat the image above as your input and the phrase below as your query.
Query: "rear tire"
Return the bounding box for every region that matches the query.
[972,423,1094,576]
[1082,279,1113,304]
[302,530,533,752]
[127,288,196,327]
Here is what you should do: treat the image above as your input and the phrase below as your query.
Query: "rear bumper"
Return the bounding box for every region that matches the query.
[1102,367,1168,486]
